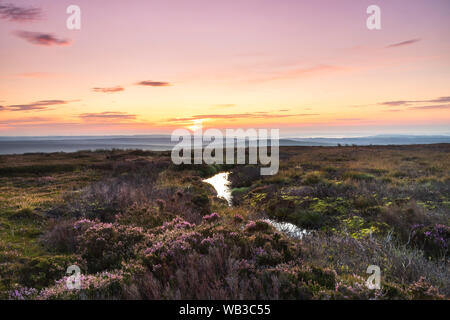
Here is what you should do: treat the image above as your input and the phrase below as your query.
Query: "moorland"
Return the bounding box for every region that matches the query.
[0,144,448,299]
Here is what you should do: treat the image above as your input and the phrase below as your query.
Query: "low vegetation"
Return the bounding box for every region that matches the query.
[0,145,448,299]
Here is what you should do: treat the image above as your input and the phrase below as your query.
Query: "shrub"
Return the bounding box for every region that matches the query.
[8,287,38,300]
[17,255,77,289]
[191,193,211,215]
[62,161,163,221]
[77,222,148,273]
[406,277,444,300]
[411,224,449,258]
[378,201,430,242]
[41,219,78,253]
[9,208,42,221]
[301,233,449,296]
[303,171,323,185]
[202,212,220,223]
[0,164,78,177]
[295,210,326,229]
[244,220,271,233]
[343,171,375,181]
[38,271,125,300]
[229,166,260,188]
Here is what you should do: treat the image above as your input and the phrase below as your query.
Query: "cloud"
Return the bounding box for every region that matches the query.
[14,31,70,46]
[0,3,41,22]
[92,86,125,93]
[213,104,235,108]
[136,80,171,87]
[408,104,450,110]
[0,105,4,110]
[428,96,450,103]
[379,100,412,107]
[6,100,72,111]
[79,112,137,121]
[0,116,55,125]
[386,39,421,48]
[166,112,318,123]
[379,95,450,107]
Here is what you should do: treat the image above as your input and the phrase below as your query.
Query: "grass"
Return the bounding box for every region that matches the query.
[0,145,448,299]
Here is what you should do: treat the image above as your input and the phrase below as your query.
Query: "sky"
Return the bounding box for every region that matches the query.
[0,0,449,137]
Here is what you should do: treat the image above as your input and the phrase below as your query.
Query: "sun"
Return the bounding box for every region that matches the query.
[187,119,204,131]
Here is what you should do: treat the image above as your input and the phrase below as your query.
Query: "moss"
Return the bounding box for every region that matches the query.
[231,187,250,196]
[9,208,43,221]
[343,171,376,181]
[303,171,324,185]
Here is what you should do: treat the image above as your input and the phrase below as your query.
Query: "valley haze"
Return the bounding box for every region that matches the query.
[1,135,449,155]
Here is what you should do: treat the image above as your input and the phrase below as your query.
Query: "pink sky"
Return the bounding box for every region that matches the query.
[0,0,449,136]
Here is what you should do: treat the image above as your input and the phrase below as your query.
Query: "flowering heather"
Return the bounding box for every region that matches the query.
[411,224,449,257]
[38,271,125,300]
[73,218,95,231]
[406,277,444,300]
[202,212,220,223]
[159,217,195,232]
[8,287,38,300]
[1,147,449,300]
[77,221,149,272]
[244,220,272,233]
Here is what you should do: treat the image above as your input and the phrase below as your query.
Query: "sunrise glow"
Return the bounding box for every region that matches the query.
[0,0,449,136]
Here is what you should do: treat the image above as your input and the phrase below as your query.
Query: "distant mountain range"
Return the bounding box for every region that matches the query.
[0,134,449,154]
[280,135,450,146]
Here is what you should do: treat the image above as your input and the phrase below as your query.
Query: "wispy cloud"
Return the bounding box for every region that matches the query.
[213,104,235,108]
[166,112,318,123]
[408,104,450,110]
[136,80,171,87]
[92,86,125,93]
[79,112,137,121]
[379,95,450,107]
[386,38,421,48]
[14,31,71,46]
[379,100,413,107]
[6,100,72,111]
[428,96,450,103]
[0,3,41,22]
[0,116,55,125]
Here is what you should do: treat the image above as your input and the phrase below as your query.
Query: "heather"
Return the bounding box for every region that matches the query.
[0,145,449,299]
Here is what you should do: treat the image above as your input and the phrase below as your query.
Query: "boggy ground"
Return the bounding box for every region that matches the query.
[0,145,448,299]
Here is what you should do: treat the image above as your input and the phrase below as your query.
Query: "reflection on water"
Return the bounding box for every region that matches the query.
[203,172,232,206]
[203,171,309,239]
[264,219,309,240]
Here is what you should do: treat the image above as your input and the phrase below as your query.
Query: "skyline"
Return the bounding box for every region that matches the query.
[1,0,450,136]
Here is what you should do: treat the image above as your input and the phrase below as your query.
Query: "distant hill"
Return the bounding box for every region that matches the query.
[0,134,449,154]
[281,135,450,146]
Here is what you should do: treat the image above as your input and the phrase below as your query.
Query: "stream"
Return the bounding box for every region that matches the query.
[203,172,309,239]
[203,172,233,206]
